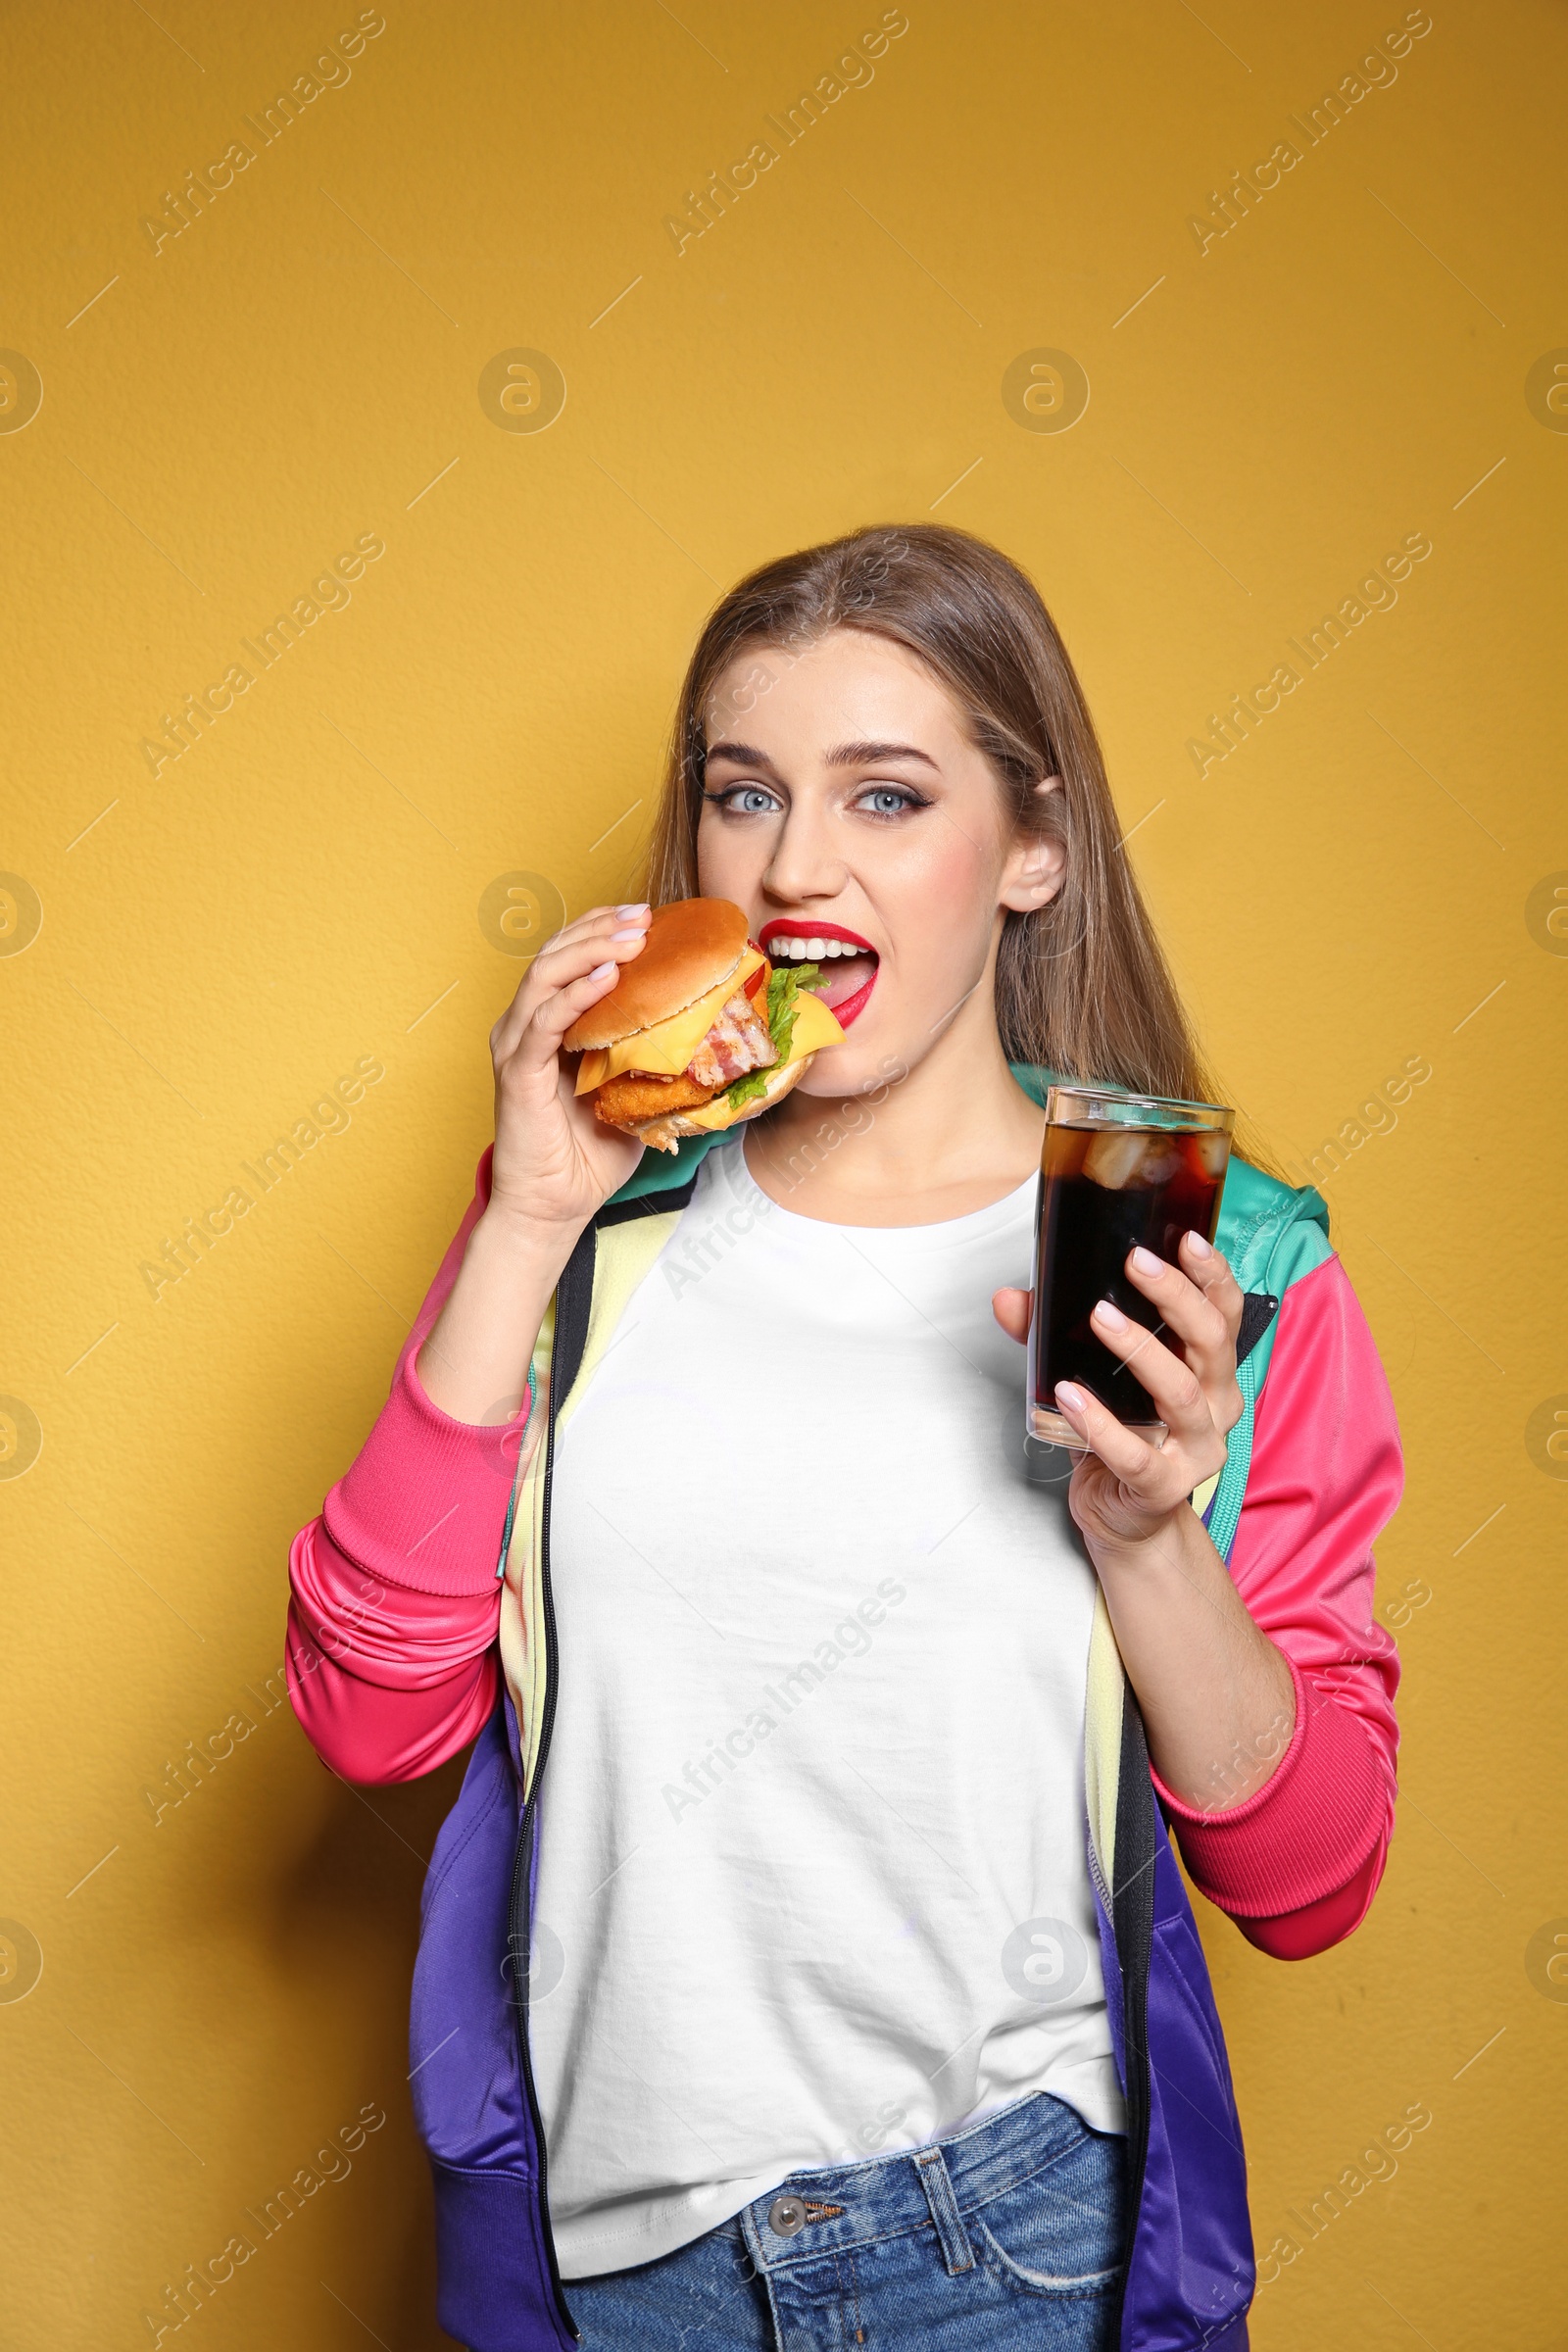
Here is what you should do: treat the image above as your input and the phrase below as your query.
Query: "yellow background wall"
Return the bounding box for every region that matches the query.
[3,1,1563,2343]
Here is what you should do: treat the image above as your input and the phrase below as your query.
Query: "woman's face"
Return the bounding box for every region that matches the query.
[696,628,1062,1096]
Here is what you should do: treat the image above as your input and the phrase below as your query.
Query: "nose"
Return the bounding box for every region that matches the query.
[760,801,845,906]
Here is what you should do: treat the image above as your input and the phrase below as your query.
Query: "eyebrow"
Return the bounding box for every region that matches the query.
[704,738,940,772]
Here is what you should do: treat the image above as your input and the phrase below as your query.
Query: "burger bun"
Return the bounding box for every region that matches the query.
[564,898,751,1052]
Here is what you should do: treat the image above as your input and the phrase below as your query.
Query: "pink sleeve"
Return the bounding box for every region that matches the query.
[1151,1254,1403,1959]
[286,1149,531,1786]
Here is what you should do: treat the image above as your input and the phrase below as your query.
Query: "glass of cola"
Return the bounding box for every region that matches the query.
[1028,1085,1235,1450]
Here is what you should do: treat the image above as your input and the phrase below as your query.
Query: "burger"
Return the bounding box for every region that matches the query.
[564,897,846,1152]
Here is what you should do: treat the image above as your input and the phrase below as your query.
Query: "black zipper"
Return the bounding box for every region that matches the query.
[509,1793,577,2340]
[1105,1692,1155,2348]
[504,1224,599,2347]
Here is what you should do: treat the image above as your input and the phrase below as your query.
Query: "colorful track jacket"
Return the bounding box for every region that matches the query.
[288,1068,1403,2350]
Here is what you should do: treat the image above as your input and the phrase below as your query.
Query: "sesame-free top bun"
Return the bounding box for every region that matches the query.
[563,897,751,1052]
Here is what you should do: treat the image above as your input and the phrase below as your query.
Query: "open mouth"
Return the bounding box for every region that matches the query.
[757,921,879,1027]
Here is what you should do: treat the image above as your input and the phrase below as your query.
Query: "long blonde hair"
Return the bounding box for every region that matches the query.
[647,523,1214,1104]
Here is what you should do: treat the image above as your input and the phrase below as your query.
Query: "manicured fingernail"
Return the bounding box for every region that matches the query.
[1131,1247,1164,1277]
[1055,1381,1088,1411]
[611,927,646,942]
[1185,1232,1214,1258]
[1093,1298,1129,1331]
[588,959,616,980]
[615,902,650,917]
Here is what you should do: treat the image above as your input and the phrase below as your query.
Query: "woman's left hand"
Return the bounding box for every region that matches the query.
[993,1233,1246,1554]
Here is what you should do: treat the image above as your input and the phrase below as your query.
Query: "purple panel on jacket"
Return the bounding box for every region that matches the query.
[410,1707,577,2350]
[1118,1816,1254,2350]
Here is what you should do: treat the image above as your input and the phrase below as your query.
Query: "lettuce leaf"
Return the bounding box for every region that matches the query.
[722,962,825,1107]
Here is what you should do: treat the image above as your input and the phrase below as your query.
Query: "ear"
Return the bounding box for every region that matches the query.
[998,776,1066,913]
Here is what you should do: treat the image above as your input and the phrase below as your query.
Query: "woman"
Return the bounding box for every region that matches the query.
[288,525,1402,2352]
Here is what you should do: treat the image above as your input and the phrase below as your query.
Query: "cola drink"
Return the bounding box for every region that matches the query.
[1028,1094,1233,1448]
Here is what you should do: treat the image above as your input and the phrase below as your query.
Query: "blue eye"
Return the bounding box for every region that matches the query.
[861,787,920,817]
[705,784,780,815]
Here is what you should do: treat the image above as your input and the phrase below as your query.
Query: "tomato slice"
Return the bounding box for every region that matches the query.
[743,958,768,1003]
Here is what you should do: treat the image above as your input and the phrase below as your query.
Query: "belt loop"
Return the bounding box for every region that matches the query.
[913,2145,974,2276]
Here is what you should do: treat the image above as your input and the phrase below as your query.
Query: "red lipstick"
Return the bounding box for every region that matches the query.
[754,918,879,1028]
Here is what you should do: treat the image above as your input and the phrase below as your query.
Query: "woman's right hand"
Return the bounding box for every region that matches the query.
[484,901,653,1241]
[416,903,653,1426]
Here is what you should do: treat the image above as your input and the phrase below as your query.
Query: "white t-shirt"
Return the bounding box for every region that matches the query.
[534,1137,1122,2280]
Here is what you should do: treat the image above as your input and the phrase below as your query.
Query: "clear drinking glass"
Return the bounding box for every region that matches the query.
[1027,1085,1235,1451]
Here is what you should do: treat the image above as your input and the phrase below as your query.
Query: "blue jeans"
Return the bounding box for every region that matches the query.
[566,2091,1126,2350]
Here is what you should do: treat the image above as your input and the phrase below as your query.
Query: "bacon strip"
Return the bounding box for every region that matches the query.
[684,988,776,1089]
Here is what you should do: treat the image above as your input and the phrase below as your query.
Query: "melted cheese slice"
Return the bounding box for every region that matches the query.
[677,987,846,1129]
[774,986,846,1063]
[572,946,766,1094]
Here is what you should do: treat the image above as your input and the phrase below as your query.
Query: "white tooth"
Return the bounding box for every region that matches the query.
[806,938,826,957]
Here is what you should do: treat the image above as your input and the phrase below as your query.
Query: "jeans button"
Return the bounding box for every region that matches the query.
[768,2195,806,2237]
